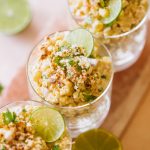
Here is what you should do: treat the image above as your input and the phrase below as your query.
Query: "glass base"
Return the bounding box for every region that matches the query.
[112,42,145,72]
[67,95,111,138]
[104,22,147,72]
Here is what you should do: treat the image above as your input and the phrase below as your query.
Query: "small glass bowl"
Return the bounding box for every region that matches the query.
[0,100,72,150]
[27,31,114,138]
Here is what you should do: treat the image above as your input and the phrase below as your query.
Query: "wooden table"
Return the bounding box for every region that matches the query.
[0,0,150,149]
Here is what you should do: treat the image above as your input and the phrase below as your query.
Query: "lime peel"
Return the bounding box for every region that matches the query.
[66,28,94,57]
[73,128,122,150]
[102,0,122,25]
[0,0,32,35]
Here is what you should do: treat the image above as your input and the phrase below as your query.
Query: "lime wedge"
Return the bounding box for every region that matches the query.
[0,0,31,35]
[66,29,94,57]
[30,107,65,142]
[73,129,122,150]
[102,0,122,25]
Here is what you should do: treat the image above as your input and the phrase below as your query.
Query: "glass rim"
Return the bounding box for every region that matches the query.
[105,9,149,39]
[67,0,149,39]
[0,100,46,110]
[27,30,114,110]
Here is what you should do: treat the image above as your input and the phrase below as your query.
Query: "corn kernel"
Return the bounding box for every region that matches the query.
[93,20,104,32]
[34,71,42,83]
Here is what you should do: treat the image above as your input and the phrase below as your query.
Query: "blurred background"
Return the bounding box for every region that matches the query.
[0,0,150,150]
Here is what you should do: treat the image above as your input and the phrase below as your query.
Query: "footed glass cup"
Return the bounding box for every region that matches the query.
[67,1,149,72]
[27,32,114,138]
[0,100,72,150]
[101,16,148,71]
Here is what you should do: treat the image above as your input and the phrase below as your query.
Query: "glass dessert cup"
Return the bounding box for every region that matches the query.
[27,31,114,138]
[101,16,148,72]
[0,100,72,150]
[67,0,149,72]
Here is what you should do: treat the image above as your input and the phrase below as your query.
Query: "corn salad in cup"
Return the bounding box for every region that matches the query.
[27,29,113,137]
[68,0,149,71]
[0,101,71,150]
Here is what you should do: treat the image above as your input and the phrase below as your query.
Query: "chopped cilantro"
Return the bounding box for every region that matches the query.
[52,145,60,150]
[69,59,75,66]
[54,56,65,68]
[100,0,106,7]
[22,108,27,112]
[0,83,4,95]
[2,145,6,150]
[58,46,65,51]
[54,56,62,65]
[83,94,97,102]
[76,64,82,72]
[2,109,17,125]
[88,55,94,58]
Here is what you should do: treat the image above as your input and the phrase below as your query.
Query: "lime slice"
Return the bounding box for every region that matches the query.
[66,29,94,57]
[0,0,31,35]
[102,0,122,25]
[30,107,65,142]
[73,129,122,150]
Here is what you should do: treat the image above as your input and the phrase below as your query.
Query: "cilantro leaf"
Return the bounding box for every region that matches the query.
[1,145,6,150]
[83,94,97,102]
[52,145,60,150]
[69,59,75,66]
[2,109,17,125]
[76,64,82,72]
[54,56,62,65]
[100,0,106,7]
[54,56,65,68]
[22,108,27,112]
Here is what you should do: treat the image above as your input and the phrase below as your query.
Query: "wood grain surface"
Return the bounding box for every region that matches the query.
[121,85,150,150]
[0,22,150,145]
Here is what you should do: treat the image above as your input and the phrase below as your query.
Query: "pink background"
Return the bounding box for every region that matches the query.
[0,0,78,106]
